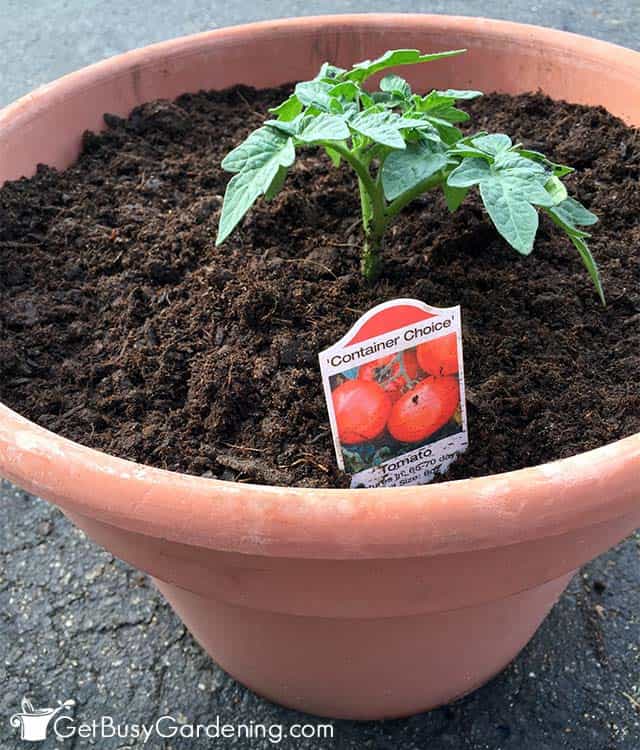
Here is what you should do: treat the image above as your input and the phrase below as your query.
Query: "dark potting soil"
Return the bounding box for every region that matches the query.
[0,85,639,488]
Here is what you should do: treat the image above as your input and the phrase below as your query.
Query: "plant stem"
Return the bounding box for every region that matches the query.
[320,141,378,206]
[360,170,448,280]
[357,175,386,282]
[358,175,373,236]
[323,140,388,282]
[321,143,449,282]
[361,231,384,282]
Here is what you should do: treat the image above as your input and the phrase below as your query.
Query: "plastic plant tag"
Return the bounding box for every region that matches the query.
[319,298,468,488]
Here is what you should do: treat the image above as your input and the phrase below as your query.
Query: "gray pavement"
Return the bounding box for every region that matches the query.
[1,0,639,108]
[1,2,639,748]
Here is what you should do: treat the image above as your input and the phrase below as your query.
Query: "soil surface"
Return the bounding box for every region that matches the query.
[0,85,638,487]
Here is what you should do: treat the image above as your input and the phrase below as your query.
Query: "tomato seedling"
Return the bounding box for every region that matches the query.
[217,49,603,303]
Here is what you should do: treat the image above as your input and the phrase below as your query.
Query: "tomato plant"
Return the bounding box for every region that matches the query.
[358,349,418,403]
[217,49,603,303]
[416,333,458,376]
[332,379,392,445]
[386,376,459,443]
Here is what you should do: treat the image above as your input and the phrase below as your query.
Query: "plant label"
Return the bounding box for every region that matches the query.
[319,298,468,488]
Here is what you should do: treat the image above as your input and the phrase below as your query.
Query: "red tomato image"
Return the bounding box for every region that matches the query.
[358,350,419,403]
[387,376,460,444]
[332,379,392,445]
[416,333,458,376]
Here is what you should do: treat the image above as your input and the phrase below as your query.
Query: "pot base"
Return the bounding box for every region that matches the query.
[154,572,572,720]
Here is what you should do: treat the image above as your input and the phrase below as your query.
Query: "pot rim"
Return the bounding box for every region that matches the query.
[1,14,639,559]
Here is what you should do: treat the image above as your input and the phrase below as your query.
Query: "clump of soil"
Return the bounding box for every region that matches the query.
[0,85,638,487]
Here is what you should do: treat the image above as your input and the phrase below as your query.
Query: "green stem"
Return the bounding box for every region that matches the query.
[361,231,384,282]
[322,140,388,282]
[320,141,378,206]
[358,176,373,235]
[358,174,386,282]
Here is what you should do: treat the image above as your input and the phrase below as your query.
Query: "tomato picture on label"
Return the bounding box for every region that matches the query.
[327,330,465,477]
[387,376,460,444]
[416,333,458,376]
[322,300,468,483]
[332,379,392,445]
[358,349,419,403]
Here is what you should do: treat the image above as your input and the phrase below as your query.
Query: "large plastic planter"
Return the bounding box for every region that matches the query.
[1,15,639,720]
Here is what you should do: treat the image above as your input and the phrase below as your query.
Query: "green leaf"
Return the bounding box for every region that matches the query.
[423,117,463,145]
[269,94,302,122]
[264,164,288,201]
[546,205,589,240]
[315,62,346,81]
[218,172,271,243]
[479,176,539,254]
[294,80,333,110]
[329,81,359,102]
[391,116,442,144]
[418,126,448,145]
[395,114,439,130]
[345,49,466,83]
[349,109,407,149]
[550,163,575,179]
[296,113,350,143]
[544,175,568,205]
[517,149,574,178]
[570,234,605,305]
[265,113,350,144]
[381,141,448,200]
[415,91,460,114]
[493,151,546,176]
[264,117,301,136]
[370,91,398,108]
[342,101,360,119]
[505,176,556,207]
[546,207,604,304]
[443,183,469,212]
[447,157,491,188]
[217,128,295,244]
[551,197,598,227]
[436,89,483,100]
[472,134,512,155]
[415,122,454,144]
[411,92,470,130]
[447,144,491,160]
[433,108,470,124]
[380,74,412,98]
[487,151,556,207]
[360,91,375,109]
[324,146,341,167]
[221,126,285,173]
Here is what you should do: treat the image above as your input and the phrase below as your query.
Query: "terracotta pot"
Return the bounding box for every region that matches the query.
[1,15,639,720]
